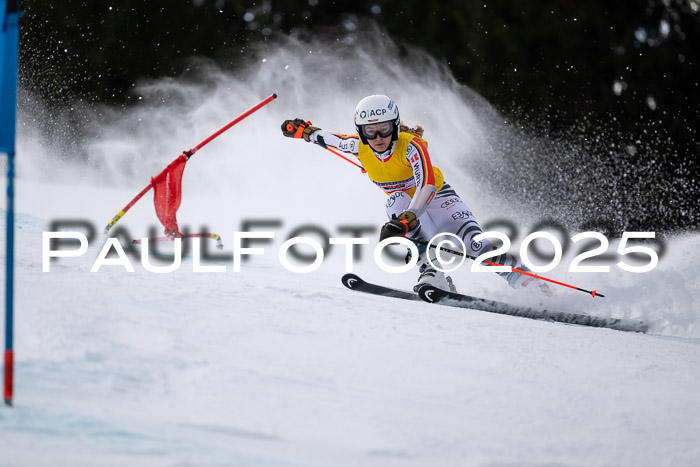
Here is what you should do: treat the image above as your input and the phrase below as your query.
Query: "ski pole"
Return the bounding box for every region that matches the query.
[324,146,366,173]
[284,119,366,172]
[104,93,278,234]
[480,260,604,298]
[406,235,605,298]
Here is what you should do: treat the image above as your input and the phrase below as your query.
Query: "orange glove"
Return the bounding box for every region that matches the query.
[281,118,320,142]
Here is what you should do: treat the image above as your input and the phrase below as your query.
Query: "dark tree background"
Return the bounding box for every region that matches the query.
[17,0,700,232]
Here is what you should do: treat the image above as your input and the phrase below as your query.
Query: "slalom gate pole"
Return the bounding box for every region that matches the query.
[104,183,152,234]
[2,0,21,407]
[132,232,223,249]
[104,93,277,233]
[406,236,604,298]
[188,93,277,158]
[4,149,15,407]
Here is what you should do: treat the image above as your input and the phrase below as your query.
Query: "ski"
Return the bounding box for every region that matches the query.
[341,273,422,301]
[341,274,649,334]
[416,285,649,333]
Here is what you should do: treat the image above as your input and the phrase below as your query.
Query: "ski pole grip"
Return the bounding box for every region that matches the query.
[293,121,309,139]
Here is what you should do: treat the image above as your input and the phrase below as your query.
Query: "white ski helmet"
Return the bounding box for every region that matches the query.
[354,94,400,144]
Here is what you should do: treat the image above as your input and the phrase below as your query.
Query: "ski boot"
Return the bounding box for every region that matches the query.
[413,261,457,293]
[507,271,553,297]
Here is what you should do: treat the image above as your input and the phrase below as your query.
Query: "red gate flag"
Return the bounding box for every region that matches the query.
[151,154,187,238]
[104,93,277,235]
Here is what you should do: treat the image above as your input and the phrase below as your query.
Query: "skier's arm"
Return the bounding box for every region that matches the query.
[309,130,360,156]
[379,139,438,240]
[405,139,437,218]
[281,118,359,155]
[281,118,320,142]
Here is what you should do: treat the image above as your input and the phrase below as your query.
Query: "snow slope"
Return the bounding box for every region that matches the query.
[2,34,700,466]
[1,191,700,467]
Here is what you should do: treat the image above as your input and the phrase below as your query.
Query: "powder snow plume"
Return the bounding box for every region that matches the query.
[11,23,700,339]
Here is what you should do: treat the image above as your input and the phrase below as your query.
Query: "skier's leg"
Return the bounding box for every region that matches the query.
[422,183,535,289]
[385,192,455,292]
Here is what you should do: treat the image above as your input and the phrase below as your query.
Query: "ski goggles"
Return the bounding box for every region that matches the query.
[360,122,394,140]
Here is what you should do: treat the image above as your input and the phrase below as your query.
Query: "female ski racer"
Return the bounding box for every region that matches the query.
[282,94,546,294]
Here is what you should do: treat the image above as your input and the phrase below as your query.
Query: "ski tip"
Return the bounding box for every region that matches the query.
[417,285,443,303]
[341,273,362,290]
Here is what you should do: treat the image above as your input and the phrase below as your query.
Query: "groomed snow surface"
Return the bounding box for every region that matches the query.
[2,181,700,467]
